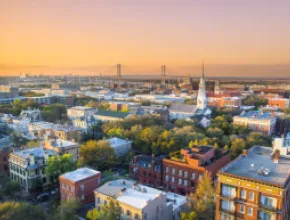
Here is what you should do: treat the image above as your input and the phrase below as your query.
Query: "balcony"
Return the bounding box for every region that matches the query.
[259,203,280,213]
[220,208,236,215]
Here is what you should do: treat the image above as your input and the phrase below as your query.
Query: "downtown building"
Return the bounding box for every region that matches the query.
[215,146,290,220]
[130,146,230,196]
[233,111,277,135]
[94,178,186,220]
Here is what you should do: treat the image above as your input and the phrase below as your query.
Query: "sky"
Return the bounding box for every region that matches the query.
[0,0,290,77]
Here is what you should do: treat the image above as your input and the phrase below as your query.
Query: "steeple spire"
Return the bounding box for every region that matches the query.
[202,60,205,78]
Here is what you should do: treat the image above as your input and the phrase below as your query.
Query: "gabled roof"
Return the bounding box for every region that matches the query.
[169,103,197,114]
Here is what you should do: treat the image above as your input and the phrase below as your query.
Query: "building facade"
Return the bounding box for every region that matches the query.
[94,179,186,220]
[9,147,57,193]
[233,111,277,135]
[130,154,165,188]
[59,168,101,205]
[163,146,230,195]
[216,146,290,220]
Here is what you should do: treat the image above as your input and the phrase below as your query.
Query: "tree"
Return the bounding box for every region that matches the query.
[45,154,76,184]
[77,140,117,169]
[87,199,121,220]
[230,138,246,159]
[4,180,20,198]
[183,171,215,219]
[181,211,198,220]
[26,140,41,148]
[41,104,67,123]
[0,201,46,220]
[285,107,290,115]
[53,199,80,220]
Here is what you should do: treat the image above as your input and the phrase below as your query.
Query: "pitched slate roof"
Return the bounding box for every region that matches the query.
[169,103,197,114]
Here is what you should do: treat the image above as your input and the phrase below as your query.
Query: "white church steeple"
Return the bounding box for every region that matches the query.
[197,61,207,110]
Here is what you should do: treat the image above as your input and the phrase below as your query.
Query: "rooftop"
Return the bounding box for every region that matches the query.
[47,139,78,148]
[95,179,166,209]
[69,106,96,111]
[220,146,290,187]
[169,103,197,113]
[235,111,276,121]
[61,168,101,182]
[13,147,56,159]
[107,137,132,148]
[166,192,187,211]
[95,110,130,118]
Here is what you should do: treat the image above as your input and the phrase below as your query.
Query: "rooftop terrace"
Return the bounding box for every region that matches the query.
[61,168,100,182]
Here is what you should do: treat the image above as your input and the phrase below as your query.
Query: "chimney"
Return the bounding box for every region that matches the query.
[273,149,280,164]
[242,149,248,156]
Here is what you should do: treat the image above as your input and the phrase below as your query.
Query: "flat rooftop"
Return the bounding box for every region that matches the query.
[166,192,186,211]
[235,111,276,121]
[95,179,166,209]
[107,137,132,148]
[220,146,290,187]
[61,168,100,182]
[69,106,95,110]
[47,139,78,148]
[13,147,56,159]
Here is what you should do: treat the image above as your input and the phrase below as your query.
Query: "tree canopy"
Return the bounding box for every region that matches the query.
[87,199,121,220]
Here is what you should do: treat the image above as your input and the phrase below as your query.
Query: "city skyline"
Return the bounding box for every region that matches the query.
[1,0,290,76]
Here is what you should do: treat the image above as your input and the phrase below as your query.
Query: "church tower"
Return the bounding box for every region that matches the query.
[214,80,221,95]
[197,61,207,110]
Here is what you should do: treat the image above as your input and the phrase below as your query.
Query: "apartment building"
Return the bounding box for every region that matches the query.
[67,106,97,119]
[163,146,230,195]
[44,139,80,160]
[233,111,277,135]
[59,168,101,205]
[272,133,290,156]
[0,135,12,175]
[9,147,57,193]
[107,137,132,157]
[94,179,186,220]
[267,98,290,110]
[216,146,290,220]
[130,154,165,187]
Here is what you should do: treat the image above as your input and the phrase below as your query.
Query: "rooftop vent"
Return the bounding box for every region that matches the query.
[141,188,147,193]
[263,168,270,176]
[122,181,126,185]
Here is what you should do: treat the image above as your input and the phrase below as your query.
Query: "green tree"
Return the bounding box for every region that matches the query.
[41,104,67,123]
[230,138,246,159]
[183,171,215,219]
[77,140,117,169]
[87,199,121,220]
[45,154,76,184]
[53,199,80,220]
[0,201,46,220]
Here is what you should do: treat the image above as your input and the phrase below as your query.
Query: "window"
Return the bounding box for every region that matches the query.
[104,200,107,205]
[171,177,175,183]
[165,175,169,181]
[62,183,65,188]
[126,210,132,217]
[134,214,140,220]
[198,174,203,180]
[97,197,100,204]
[249,192,255,201]
[221,185,236,198]
[184,171,188,178]
[80,184,84,191]
[81,194,84,200]
[172,168,175,175]
[178,178,182,185]
[260,195,277,209]
[178,170,182,176]
[221,200,235,212]
[191,173,196,179]
[220,212,235,220]
[240,189,246,199]
[184,180,188,186]
[165,166,169,172]
[239,204,245,213]
[248,207,253,216]
[259,211,272,220]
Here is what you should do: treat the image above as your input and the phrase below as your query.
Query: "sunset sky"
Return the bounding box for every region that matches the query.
[1,0,290,77]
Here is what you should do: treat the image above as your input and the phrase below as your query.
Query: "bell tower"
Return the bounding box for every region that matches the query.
[197,61,207,110]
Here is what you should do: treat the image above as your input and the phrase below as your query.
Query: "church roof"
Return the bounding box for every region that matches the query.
[169,103,197,114]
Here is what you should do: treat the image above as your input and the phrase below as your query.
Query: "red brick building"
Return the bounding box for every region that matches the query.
[207,91,242,108]
[129,154,165,188]
[0,135,12,176]
[163,146,230,195]
[267,98,289,110]
[59,168,101,205]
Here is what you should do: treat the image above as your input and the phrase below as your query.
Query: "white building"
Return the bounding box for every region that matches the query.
[67,106,97,119]
[9,147,57,193]
[168,63,211,122]
[94,179,186,220]
[107,137,132,157]
[272,133,290,157]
